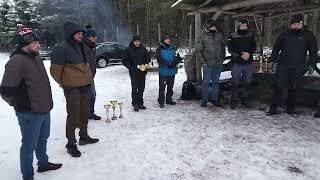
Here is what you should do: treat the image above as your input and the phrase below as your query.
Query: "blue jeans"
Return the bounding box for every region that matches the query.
[230,63,253,103]
[202,64,223,102]
[16,112,50,179]
[89,81,96,116]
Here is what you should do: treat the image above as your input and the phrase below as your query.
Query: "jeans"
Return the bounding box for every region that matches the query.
[89,81,96,116]
[230,63,253,104]
[202,64,223,102]
[16,112,50,180]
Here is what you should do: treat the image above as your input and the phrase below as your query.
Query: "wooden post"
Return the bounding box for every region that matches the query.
[158,23,161,43]
[188,24,192,54]
[224,15,229,37]
[136,24,139,35]
[260,17,265,57]
[117,27,119,42]
[195,12,202,85]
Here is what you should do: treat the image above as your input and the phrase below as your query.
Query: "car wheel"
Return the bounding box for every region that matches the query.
[97,57,108,68]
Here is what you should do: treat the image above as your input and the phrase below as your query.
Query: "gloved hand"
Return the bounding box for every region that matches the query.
[307,66,314,75]
[272,63,278,73]
[176,53,182,62]
[168,62,176,69]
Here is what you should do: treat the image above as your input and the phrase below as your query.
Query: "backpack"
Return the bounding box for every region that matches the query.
[180,80,196,100]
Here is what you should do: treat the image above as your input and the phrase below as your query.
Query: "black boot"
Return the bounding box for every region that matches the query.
[37,162,62,173]
[230,101,237,110]
[159,104,164,108]
[201,101,207,107]
[139,104,147,110]
[79,136,99,146]
[66,144,81,157]
[266,106,277,116]
[166,99,176,105]
[314,111,320,118]
[212,100,222,107]
[89,114,101,120]
[241,99,250,109]
[23,177,34,180]
[133,105,139,112]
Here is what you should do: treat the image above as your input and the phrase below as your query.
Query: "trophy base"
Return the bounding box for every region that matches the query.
[105,119,111,123]
[112,117,117,120]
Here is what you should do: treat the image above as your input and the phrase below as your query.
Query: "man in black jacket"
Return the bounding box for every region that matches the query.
[267,14,319,116]
[122,35,151,111]
[84,25,101,120]
[228,19,257,110]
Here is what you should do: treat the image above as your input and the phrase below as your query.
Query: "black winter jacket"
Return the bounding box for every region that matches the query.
[228,31,257,64]
[271,27,318,67]
[122,41,151,76]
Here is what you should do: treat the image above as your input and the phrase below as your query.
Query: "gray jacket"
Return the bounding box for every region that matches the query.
[195,32,226,67]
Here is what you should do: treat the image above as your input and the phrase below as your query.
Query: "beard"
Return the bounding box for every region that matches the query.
[28,48,40,56]
[238,29,248,36]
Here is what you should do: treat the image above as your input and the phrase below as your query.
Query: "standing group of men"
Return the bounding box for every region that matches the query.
[0,13,319,180]
[196,14,319,116]
[0,21,102,180]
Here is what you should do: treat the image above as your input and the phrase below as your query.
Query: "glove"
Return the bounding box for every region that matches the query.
[307,66,314,75]
[168,62,176,69]
[272,63,278,73]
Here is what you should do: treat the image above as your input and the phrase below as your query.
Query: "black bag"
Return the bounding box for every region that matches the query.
[180,80,195,100]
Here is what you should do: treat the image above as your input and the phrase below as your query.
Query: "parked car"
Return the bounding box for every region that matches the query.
[39,45,52,60]
[96,42,127,68]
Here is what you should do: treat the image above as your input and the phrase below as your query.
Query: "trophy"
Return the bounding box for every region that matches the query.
[118,102,124,118]
[258,55,264,73]
[104,104,112,123]
[137,64,148,72]
[110,100,118,120]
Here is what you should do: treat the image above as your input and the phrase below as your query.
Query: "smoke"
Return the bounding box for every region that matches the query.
[41,0,132,45]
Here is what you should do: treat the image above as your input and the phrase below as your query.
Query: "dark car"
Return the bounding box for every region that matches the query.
[96,42,127,68]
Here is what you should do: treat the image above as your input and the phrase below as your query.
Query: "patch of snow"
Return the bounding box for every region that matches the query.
[0,53,319,180]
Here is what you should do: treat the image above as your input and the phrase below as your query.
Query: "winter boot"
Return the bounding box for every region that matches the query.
[89,114,101,120]
[37,162,62,173]
[166,99,176,105]
[133,105,139,112]
[266,106,277,116]
[139,104,147,110]
[212,100,222,107]
[201,101,207,107]
[159,104,164,108]
[66,144,81,158]
[314,111,320,118]
[79,136,99,146]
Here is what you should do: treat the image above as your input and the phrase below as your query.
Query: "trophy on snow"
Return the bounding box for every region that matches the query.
[104,104,112,123]
[110,100,118,120]
[118,101,124,119]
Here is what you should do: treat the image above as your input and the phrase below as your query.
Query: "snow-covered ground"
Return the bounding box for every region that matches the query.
[0,53,320,180]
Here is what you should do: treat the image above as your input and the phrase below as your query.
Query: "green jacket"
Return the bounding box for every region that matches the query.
[195,32,226,67]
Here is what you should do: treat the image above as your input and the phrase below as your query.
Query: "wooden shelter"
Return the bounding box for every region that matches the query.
[173,0,320,85]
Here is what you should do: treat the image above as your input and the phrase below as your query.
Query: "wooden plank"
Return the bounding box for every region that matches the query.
[187,0,293,15]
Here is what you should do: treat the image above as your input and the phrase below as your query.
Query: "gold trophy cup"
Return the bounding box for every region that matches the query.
[104,104,112,123]
[118,102,124,118]
[110,100,118,120]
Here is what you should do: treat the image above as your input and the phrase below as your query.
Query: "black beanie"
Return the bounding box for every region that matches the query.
[206,20,217,29]
[238,19,249,26]
[132,35,141,41]
[161,35,170,43]
[84,25,97,37]
[291,14,304,24]
[17,24,40,48]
